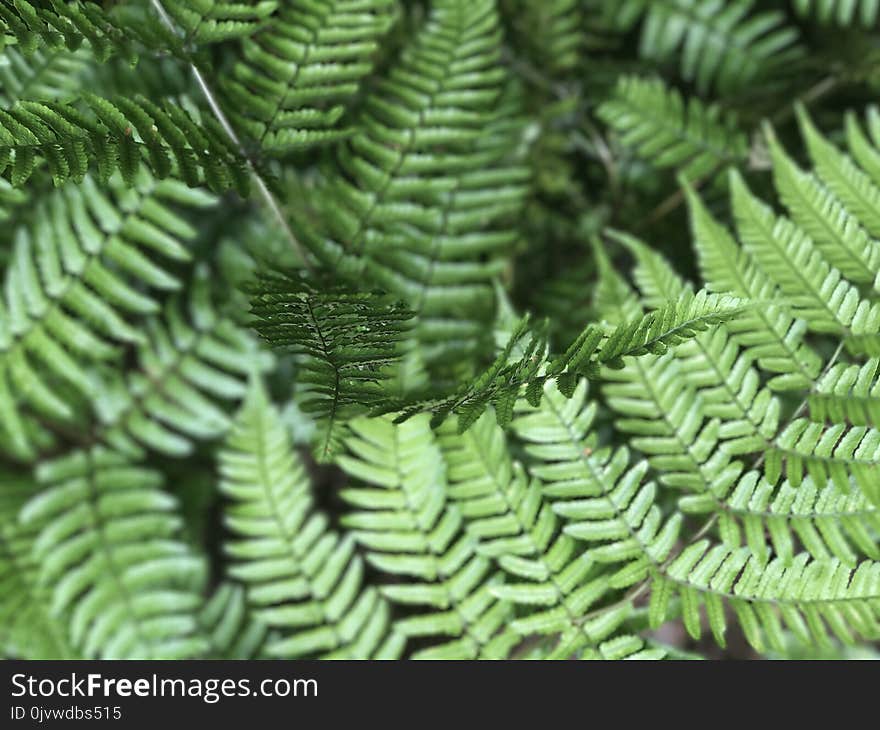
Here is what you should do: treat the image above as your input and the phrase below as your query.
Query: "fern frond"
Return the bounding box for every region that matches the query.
[501,0,583,75]
[0,0,161,63]
[612,231,780,456]
[383,290,745,432]
[765,418,880,504]
[0,93,250,191]
[601,0,802,93]
[338,414,515,659]
[507,380,682,652]
[96,269,271,458]
[199,583,268,659]
[649,542,880,652]
[298,0,530,362]
[686,183,823,390]
[21,448,208,659]
[679,470,880,564]
[220,381,404,659]
[0,469,76,658]
[221,0,398,154]
[765,124,880,284]
[729,169,880,342]
[809,357,880,427]
[793,0,880,27]
[0,45,91,107]
[797,105,880,240]
[162,0,278,44]
[0,173,215,461]
[248,270,414,461]
[597,76,748,181]
[439,410,567,569]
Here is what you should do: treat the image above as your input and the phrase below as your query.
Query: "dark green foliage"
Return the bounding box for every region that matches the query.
[248,269,414,460]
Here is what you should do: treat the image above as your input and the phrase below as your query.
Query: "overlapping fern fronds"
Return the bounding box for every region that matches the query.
[5,0,880,665]
[295,0,530,363]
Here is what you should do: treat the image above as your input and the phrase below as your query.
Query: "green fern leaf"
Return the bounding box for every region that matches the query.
[220,380,404,658]
[248,269,414,462]
[22,448,209,659]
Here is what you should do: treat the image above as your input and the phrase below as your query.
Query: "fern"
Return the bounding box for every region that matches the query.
[0,469,76,658]
[220,380,403,658]
[22,448,208,659]
[248,269,414,461]
[0,0,157,63]
[295,0,531,363]
[793,0,880,27]
[338,414,516,659]
[599,0,802,93]
[597,76,749,181]
[0,173,215,460]
[5,0,880,665]
[380,289,746,433]
[221,0,398,153]
[162,0,278,44]
[0,94,251,191]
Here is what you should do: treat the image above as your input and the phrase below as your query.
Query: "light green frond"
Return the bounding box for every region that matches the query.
[602,350,734,492]
[507,380,682,651]
[766,124,880,284]
[765,418,880,505]
[0,172,215,461]
[22,448,209,659]
[220,380,403,659]
[686,182,823,390]
[616,231,779,455]
[729,168,880,341]
[96,269,271,458]
[221,0,398,153]
[0,469,76,658]
[649,542,880,652]
[679,470,880,564]
[809,357,880,427]
[338,414,514,659]
[0,45,91,107]
[199,583,268,659]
